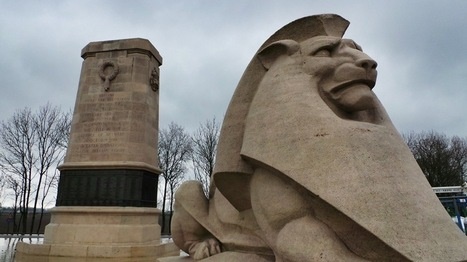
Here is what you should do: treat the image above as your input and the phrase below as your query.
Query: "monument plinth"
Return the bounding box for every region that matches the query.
[16,38,179,260]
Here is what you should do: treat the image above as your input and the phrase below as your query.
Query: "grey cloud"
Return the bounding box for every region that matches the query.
[1,0,467,138]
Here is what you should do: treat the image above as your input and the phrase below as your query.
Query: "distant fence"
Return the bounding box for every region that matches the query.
[0,211,50,234]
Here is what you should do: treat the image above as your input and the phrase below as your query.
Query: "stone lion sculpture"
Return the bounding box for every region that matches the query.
[171,14,467,261]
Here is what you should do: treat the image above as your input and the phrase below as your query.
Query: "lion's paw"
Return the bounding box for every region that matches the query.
[191,238,221,260]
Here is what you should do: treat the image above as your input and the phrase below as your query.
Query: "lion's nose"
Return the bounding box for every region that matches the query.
[356,58,377,71]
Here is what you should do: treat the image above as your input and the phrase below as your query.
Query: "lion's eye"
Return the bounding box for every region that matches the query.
[354,42,363,51]
[313,48,332,57]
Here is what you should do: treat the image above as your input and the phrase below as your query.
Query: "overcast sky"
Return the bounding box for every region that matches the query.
[1,1,467,138]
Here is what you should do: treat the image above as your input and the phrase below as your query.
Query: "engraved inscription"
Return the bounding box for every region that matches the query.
[67,88,153,162]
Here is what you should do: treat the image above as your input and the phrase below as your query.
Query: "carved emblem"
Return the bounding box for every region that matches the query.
[99,61,119,91]
[150,67,159,91]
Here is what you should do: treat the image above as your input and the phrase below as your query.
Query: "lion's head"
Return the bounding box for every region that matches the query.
[257,35,380,123]
[213,14,392,210]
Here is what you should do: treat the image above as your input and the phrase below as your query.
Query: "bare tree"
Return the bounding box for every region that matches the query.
[36,168,61,233]
[158,122,192,233]
[0,108,35,234]
[30,104,70,234]
[191,117,220,197]
[404,131,467,187]
[167,168,186,232]
[0,170,5,206]
[0,104,70,234]
[2,172,21,233]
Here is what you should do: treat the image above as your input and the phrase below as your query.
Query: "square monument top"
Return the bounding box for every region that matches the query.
[81,38,162,65]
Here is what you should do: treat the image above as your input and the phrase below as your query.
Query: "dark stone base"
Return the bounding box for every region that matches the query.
[56,169,158,207]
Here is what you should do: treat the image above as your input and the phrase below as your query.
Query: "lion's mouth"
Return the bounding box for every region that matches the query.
[331,79,375,95]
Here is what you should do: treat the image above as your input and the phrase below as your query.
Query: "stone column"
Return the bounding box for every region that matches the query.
[58,38,162,207]
[16,38,179,260]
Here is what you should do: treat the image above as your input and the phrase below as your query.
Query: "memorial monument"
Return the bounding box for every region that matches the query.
[16,38,179,260]
[169,14,467,261]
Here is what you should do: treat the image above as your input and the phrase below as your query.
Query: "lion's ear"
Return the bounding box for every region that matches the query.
[257,40,300,70]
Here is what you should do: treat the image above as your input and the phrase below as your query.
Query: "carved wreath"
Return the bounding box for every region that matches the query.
[150,67,159,92]
[99,61,119,91]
